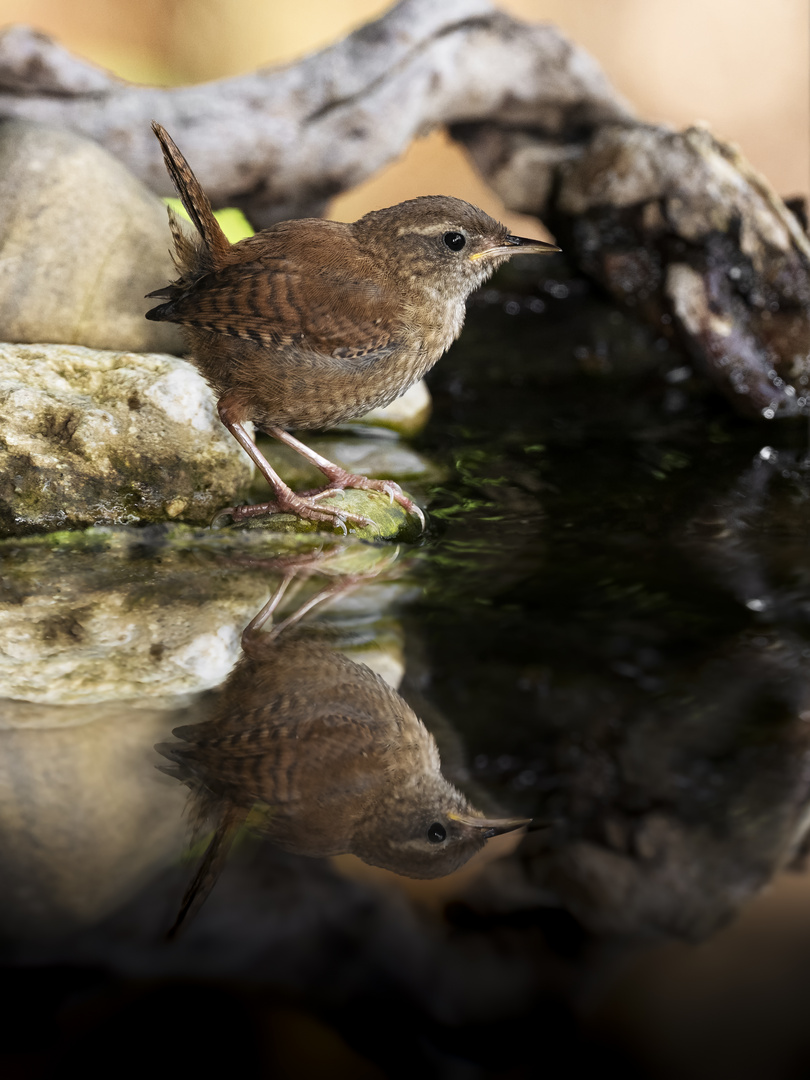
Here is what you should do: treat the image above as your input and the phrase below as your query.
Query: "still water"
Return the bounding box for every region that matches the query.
[3,266,810,1078]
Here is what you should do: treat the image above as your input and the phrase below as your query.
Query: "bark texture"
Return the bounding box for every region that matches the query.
[0,0,631,226]
[1,0,808,418]
[458,120,810,417]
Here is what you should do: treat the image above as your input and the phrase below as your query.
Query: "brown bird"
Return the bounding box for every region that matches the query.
[145,122,560,531]
[158,629,529,935]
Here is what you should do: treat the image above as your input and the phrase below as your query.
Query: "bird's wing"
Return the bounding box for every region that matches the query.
[167,703,392,806]
[148,231,401,359]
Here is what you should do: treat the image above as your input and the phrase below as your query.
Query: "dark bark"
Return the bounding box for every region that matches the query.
[1,0,808,417]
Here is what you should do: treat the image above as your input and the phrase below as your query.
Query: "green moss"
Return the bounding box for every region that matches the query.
[164,199,255,244]
[235,488,423,543]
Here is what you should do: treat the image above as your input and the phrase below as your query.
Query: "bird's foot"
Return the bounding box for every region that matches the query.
[218,491,374,534]
[301,470,426,531]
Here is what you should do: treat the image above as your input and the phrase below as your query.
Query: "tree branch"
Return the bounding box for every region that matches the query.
[1,0,807,418]
[0,0,632,226]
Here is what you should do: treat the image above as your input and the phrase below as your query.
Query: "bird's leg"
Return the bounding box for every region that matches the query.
[242,568,299,637]
[257,581,351,640]
[217,401,373,530]
[243,546,402,646]
[266,426,426,530]
[246,565,397,644]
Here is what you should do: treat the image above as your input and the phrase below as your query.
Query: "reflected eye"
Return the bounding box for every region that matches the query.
[427,822,447,843]
[443,231,466,252]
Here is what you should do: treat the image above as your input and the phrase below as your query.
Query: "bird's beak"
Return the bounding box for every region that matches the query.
[469,235,561,262]
[449,812,532,839]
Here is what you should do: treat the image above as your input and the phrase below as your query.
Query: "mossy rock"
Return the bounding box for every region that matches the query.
[233,487,424,542]
[0,343,253,536]
[0,523,411,707]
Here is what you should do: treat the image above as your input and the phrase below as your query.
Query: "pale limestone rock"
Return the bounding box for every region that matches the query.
[0,705,188,934]
[0,632,405,934]
[0,527,407,708]
[0,119,184,353]
[0,343,254,535]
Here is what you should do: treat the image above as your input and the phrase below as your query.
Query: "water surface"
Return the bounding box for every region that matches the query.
[3,264,810,1078]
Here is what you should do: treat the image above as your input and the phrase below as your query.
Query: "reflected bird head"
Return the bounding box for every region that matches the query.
[350,794,531,878]
[160,634,529,889]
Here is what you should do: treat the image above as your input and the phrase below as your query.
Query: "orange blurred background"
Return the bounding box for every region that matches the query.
[1,3,810,1070]
[0,0,806,229]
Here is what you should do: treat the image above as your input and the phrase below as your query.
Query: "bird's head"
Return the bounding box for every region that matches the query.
[352,195,560,300]
[350,783,530,879]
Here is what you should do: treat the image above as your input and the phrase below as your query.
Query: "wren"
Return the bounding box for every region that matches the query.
[146,122,560,531]
[158,629,529,935]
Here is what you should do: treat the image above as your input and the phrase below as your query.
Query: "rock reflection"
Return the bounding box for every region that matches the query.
[456,444,810,945]
[159,582,529,935]
[490,633,810,943]
[0,534,413,937]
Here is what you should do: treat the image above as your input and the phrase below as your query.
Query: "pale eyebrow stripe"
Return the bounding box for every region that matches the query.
[395,223,458,237]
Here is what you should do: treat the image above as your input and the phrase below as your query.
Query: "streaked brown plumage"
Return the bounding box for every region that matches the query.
[146,121,559,530]
[158,632,529,936]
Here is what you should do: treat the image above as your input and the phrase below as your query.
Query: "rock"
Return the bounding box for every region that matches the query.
[0,119,184,354]
[350,378,432,437]
[314,433,437,480]
[237,487,423,542]
[0,340,427,539]
[461,120,810,418]
[0,342,254,536]
[0,706,188,935]
[0,607,406,936]
[0,525,408,708]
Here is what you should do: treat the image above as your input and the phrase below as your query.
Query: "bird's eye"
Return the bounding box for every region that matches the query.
[443,231,466,252]
[427,822,447,843]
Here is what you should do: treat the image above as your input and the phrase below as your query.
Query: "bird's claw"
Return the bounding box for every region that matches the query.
[410,503,427,531]
[373,482,426,532]
[306,486,346,503]
[211,505,236,527]
[212,481,405,535]
[307,474,425,532]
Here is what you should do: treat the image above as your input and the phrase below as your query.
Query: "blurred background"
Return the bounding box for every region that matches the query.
[1,4,809,1076]
[0,0,807,228]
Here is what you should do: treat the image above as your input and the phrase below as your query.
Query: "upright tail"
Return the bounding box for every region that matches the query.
[166,805,247,940]
[151,121,231,271]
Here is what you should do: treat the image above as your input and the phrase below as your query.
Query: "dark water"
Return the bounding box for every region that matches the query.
[3,263,810,1079]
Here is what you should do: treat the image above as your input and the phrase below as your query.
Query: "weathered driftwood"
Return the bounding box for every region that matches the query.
[458,120,810,418]
[0,0,632,226]
[0,0,808,418]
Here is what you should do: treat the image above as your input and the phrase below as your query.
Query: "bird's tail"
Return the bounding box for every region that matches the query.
[151,120,231,271]
[166,804,247,940]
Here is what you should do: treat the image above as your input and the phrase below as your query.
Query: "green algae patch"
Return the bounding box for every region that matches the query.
[235,487,424,543]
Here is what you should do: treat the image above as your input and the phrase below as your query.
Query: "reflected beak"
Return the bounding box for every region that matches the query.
[469,234,561,262]
[449,812,532,839]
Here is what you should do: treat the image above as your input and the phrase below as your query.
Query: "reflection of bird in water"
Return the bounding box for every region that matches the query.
[159,604,528,935]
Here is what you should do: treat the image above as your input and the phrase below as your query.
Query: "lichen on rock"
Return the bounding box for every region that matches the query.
[0,524,408,709]
[0,343,254,535]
